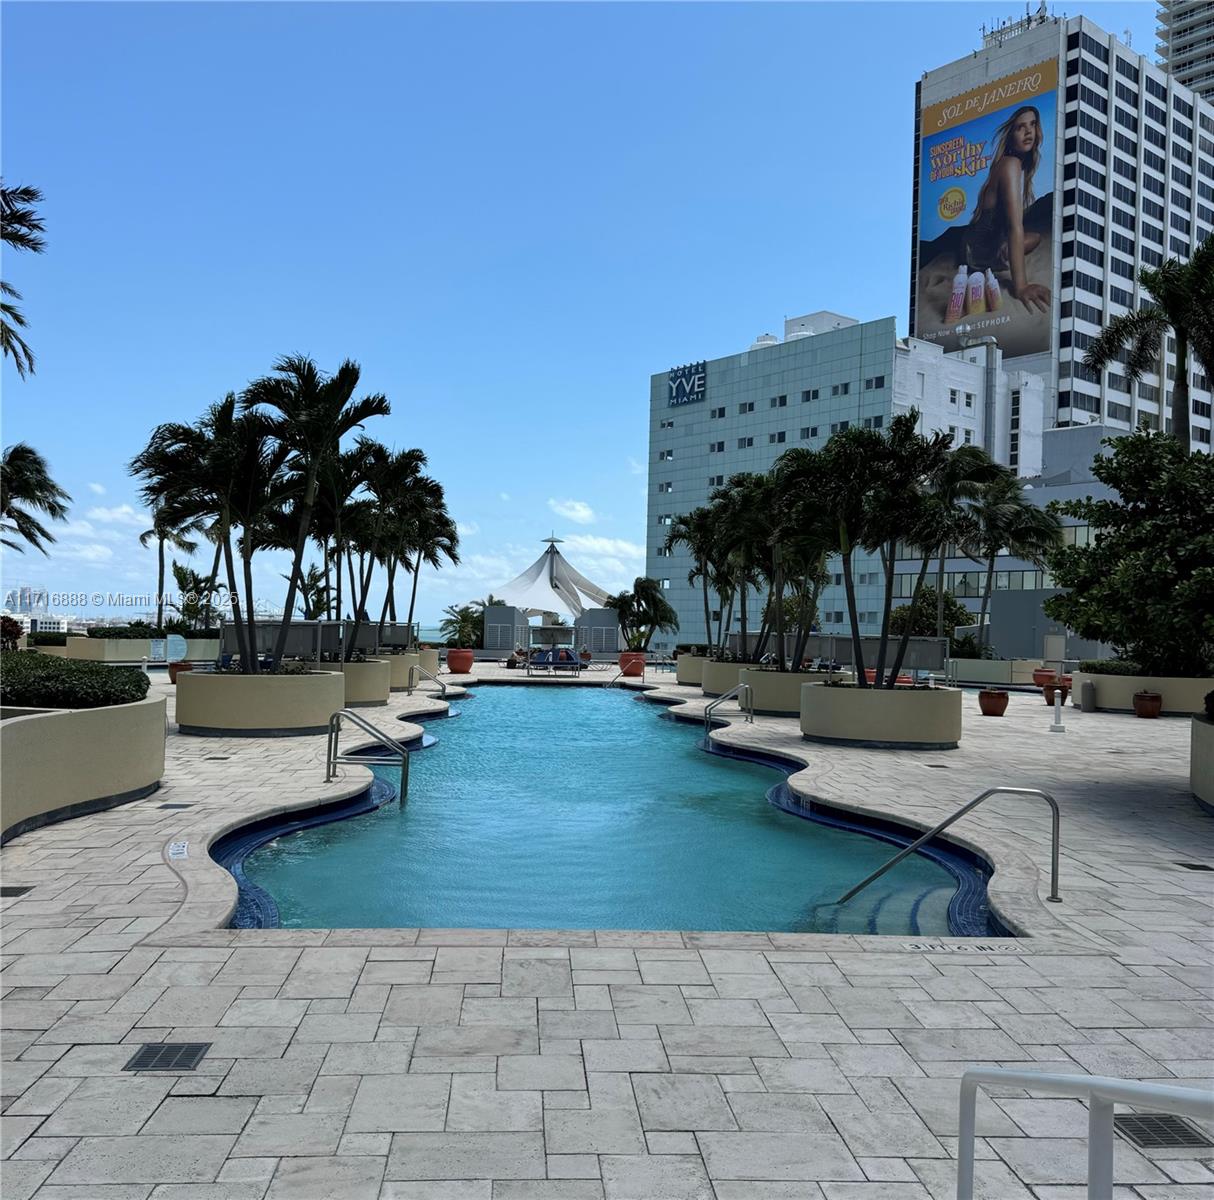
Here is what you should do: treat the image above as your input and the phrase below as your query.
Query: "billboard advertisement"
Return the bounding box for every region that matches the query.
[913,59,1058,356]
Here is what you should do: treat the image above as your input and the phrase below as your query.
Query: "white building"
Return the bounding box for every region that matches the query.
[644,312,1045,653]
[1159,0,1214,101]
[913,10,1213,449]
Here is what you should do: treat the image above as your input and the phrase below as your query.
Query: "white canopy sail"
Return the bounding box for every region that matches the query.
[494,537,610,618]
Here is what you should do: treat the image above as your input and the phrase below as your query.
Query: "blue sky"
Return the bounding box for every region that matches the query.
[2,1,1155,623]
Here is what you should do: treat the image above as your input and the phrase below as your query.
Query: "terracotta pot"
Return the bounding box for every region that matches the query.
[1042,683,1070,706]
[1032,667,1057,687]
[978,689,1008,716]
[446,648,475,675]
[619,651,646,678]
[1132,690,1163,719]
[168,661,193,685]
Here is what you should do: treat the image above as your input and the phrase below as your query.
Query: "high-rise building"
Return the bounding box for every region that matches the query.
[644,313,1045,653]
[1159,1,1214,101]
[912,10,1213,449]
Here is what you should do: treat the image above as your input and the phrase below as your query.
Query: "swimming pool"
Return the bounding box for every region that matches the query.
[235,686,991,934]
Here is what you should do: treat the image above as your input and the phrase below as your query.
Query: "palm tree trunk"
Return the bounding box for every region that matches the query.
[773,554,786,672]
[840,528,867,687]
[874,539,897,688]
[719,592,733,655]
[700,557,712,651]
[977,552,997,652]
[155,536,166,630]
[738,570,748,662]
[1173,333,1191,451]
[242,545,260,674]
[324,539,334,620]
[889,555,934,682]
[272,471,319,669]
[220,521,249,672]
[378,556,395,639]
[203,538,223,630]
[406,557,422,644]
[935,547,946,639]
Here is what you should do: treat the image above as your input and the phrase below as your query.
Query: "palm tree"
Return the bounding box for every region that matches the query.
[1,443,71,553]
[965,472,1063,651]
[1084,238,1214,451]
[708,474,775,662]
[439,603,480,648]
[1,183,46,378]
[402,484,460,637]
[241,355,389,667]
[287,564,330,620]
[604,577,679,651]
[169,560,224,630]
[664,507,716,649]
[140,508,200,629]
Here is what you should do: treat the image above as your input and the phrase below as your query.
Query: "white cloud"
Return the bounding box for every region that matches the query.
[88,482,106,495]
[457,521,480,537]
[561,534,645,560]
[547,498,596,525]
[57,542,114,563]
[499,492,511,502]
[627,456,644,475]
[86,504,146,527]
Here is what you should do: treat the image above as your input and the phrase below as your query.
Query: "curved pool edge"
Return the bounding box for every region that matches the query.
[627,679,1072,941]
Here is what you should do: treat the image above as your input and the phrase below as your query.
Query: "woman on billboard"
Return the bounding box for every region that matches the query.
[963,105,1051,314]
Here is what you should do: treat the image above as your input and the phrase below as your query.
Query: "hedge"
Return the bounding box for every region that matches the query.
[86,625,167,639]
[0,653,150,709]
[1078,659,1144,676]
[30,631,67,646]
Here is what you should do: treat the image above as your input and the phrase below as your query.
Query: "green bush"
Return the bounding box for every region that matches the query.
[1078,659,1143,676]
[30,631,67,646]
[86,625,166,640]
[0,652,150,709]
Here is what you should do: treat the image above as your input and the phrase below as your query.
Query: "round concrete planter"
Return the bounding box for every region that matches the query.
[1072,672,1213,716]
[1192,716,1213,814]
[701,661,744,698]
[800,683,963,749]
[384,652,419,691]
[316,660,392,707]
[183,638,220,661]
[739,669,844,716]
[1,696,167,843]
[66,636,153,663]
[417,649,440,677]
[175,670,345,736]
[676,655,706,686]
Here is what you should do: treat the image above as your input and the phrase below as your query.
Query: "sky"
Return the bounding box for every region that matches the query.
[1,0,1157,625]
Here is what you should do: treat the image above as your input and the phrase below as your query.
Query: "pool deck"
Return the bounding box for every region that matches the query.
[1,667,1211,1198]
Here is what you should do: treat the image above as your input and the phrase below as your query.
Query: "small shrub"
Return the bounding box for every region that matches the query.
[86,625,167,640]
[30,631,67,646]
[0,652,150,709]
[1078,659,1143,676]
[1,616,22,651]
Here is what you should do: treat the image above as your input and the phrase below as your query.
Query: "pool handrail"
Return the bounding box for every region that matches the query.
[325,708,410,799]
[834,785,1062,907]
[407,664,448,698]
[704,682,754,736]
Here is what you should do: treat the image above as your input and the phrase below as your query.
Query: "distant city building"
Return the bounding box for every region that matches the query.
[644,312,1046,653]
[1158,1,1214,101]
[3,585,49,614]
[913,10,1213,448]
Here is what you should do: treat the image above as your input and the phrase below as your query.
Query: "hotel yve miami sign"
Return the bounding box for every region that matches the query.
[668,361,706,406]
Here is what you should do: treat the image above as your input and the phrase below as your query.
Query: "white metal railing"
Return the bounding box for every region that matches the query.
[325,708,409,797]
[957,1068,1214,1199]
[835,786,1062,906]
[704,682,754,735]
[407,664,447,698]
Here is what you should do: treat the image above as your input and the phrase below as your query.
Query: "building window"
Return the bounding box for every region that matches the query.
[964,392,974,409]
[770,394,787,408]
[863,375,886,391]
[949,388,958,405]
[861,415,884,430]
[802,388,819,402]
[768,431,786,444]
[659,418,674,430]
[831,382,851,397]
[829,420,850,434]
[657,514,673,526]
[708,441,724,453]
[963,429,973,444]
[659,579,670,590]
[738,401,754,414]
[657,449,673,461]
[707,474,724,487]
[657,481,673,493]
[800,426,817,439]
[737,437,753,449]
[710,406,725,419]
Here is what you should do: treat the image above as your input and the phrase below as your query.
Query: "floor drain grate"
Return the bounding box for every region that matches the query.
[158,803,194,810]
[124,1043,211,1072]
[0,886,34,898]
[1174,861,1214,871]
[1114,1113,1213,1149]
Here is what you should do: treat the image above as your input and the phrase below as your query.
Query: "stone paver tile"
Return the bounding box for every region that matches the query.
[4,1076,82,1116]
[167,1026,294,1059]
[212,948,301,988]
[909,1156,1034,1198]
[0,1160,53,1200]
[138,986,242,1028]
[231,1113,345,1157]
[609,986,691,1026]
[413,1026,537,1057]
[305,1075,359,1115]
[219,999,310,1027]
[600,1153,713,1199]
[893,1028,1032,1061]
[637,960,711,986]
[818,1184,930,1197]
[632,1073,736,1131]
[891,1078,1020,1137]
[501,957,572,998]
[685,998,770,1026]
[264,1153,384,1199]
[445,1075,541,1131]
[994,1097,1093,1137]
[542,1073,645,1155]
[825,1045,925,1078]
[40,1075,176,1136]
[378,1183,491,1199]
[658,1025,785,1058]
[581,1039,670,1073]
[711,974,793,1001]
[989,1136,1168,1184]
[645,1132,699,1153]
[385,1132,546,1180]
[319,1041,413,1076]
[432,948,502,983]
[818,1095,947,1158]
[220,1058,323,1096]
[711,1185,826,1199]
[36,1013,139,1044]
[754,1058,854,1095]
[548,1154,602,1178]
[698,1130,863,1181]
[492,1184,604,1200]
[727,1092,836,1133]
[346,1074,450,1133]
[293,1013,380,1042]
[142,1095,258,1134]
[497,1054,585,1092]
[382,986,464,1027]
[538,1010,618,1041]
[47,1135,237,1185]
[358,961,433,986]
[459,998,535,1027]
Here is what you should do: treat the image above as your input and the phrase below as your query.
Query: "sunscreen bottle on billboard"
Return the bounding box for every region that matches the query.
[967,270,986,315]
[984,268,1003,311]
[946,265,968,323]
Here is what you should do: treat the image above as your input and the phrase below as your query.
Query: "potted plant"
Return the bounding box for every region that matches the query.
[1133,689,1163,719]
[978,688,1008,716]
[439,604,478,674]
[168,660,194,684]
[1043,679,1070,707]
[1032,666,1058,688]
[604,578,679,678]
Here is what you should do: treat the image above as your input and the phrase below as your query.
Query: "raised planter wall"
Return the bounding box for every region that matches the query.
[739,669,845,716]
[175,670,345,736]
[1,696,167,843]
[950,659,1044,686]
[676,655,706,686]
[182,638,220,661]
[66,636,153,663]
[1192,717,1214,814]
[316,659,391,707]
[385,653,419,691]
[800,683,963,749]
[1072,672,1213,716]
[32,645,70,657]
[418,649,440,677]
[701,661,744,698]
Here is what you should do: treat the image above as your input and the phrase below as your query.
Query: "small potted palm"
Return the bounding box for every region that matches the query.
[604,578,679,678]
[440,603,478,675]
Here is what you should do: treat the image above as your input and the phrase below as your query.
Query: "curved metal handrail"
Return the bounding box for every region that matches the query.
[325,708,409,799]
[704,682,754,736]
[407,664,448,698]
[957,1068,1214,1199]
[835,785,1061,906]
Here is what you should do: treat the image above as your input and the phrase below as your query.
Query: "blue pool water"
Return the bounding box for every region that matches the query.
[240,686,968,934]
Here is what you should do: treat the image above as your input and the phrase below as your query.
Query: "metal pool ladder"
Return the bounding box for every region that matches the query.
[407,664,447,698]
[834,786,1062,906]
[704,682,754,736]
[325,708,410,799]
